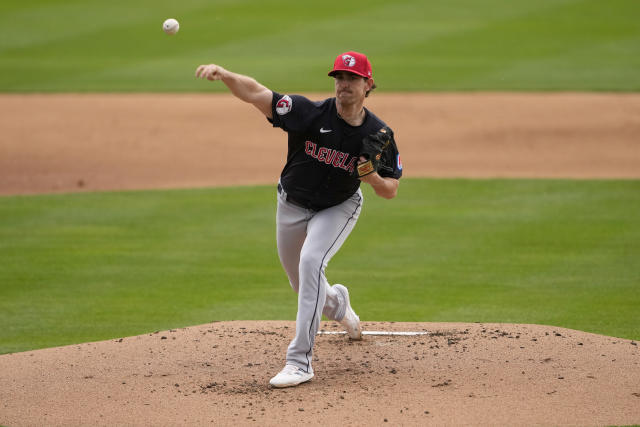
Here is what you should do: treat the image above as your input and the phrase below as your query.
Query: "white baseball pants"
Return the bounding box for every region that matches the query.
[276,185,363,373]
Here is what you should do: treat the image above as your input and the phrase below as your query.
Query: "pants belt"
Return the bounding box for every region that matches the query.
[278,183,316,211]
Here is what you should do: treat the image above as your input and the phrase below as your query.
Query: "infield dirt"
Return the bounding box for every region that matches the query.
[0,93,639,426]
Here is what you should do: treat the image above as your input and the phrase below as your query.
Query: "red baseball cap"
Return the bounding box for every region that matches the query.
[328,51,373,79]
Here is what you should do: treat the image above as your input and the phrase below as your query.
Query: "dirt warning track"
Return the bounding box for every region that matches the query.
[1,93,639,196]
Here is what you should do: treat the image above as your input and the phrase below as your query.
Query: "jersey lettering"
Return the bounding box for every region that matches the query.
[324,150,338,165]
[332,152,346,168]
[305,140,318,159]
[317,147,328,162]
[346,157,358,174]
[304,141,356,173]
[339,152,351,169]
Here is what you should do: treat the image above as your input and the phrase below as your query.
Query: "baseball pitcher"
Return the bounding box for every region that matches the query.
[196,51,402,388]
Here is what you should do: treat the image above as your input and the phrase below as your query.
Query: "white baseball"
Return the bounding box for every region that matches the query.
[163,18,179,35]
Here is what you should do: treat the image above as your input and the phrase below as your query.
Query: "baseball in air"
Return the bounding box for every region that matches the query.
[162,18,179,35]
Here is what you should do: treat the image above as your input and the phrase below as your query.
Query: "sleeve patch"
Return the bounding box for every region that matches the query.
[276,95,293,115]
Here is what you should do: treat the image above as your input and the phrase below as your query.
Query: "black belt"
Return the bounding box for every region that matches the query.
[277,183,317,211]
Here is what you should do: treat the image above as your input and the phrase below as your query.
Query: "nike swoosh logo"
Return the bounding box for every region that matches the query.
[320,128,332,134]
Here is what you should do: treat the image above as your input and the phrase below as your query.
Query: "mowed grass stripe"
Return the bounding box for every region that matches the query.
[340,180,639,333]
[0,186,288,354]
[384,0,640,90]
[1,179,639,354]
[1,0,639,91]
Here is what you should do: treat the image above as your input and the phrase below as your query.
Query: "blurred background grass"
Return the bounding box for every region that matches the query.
[1,0,639,92]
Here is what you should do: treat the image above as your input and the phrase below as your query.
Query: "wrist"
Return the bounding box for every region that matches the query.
[365,173,383,185]
[219,68,231,81]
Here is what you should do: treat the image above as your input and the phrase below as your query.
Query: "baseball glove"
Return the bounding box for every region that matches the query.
[354,126,393,178]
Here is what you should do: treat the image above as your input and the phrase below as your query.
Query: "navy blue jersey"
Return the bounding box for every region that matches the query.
[269,92,402,210]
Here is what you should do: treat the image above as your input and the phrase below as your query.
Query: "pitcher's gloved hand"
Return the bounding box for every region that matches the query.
[353,126,393,178]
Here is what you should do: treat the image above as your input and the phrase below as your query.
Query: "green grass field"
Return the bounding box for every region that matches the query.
[1,179,639,354]
[1,0,638,355]
[1,0,639,92]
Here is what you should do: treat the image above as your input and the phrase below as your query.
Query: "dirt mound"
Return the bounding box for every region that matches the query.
[1,321,638,426]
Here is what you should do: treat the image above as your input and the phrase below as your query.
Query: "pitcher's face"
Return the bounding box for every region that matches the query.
[333,71,372,105]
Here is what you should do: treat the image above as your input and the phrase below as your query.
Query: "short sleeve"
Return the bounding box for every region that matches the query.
[269,91,320,133]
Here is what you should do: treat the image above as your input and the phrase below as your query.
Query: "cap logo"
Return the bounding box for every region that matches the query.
[342,54,356,67]
[276,95,292,115]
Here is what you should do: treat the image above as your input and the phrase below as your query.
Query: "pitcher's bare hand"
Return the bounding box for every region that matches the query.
[195,64,227,81]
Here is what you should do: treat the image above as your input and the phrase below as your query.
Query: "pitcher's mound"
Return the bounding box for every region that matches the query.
[1,321,638,426]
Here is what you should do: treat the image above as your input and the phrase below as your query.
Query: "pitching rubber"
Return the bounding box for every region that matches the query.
[317,330,429,336]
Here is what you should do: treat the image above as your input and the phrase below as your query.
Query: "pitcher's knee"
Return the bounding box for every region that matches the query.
[299,253,324,279]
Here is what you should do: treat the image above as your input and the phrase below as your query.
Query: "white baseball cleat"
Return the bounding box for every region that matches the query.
[269,364,314,388]
[335,284,362,340]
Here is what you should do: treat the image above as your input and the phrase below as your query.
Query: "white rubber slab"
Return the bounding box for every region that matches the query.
[318,330,429,336]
